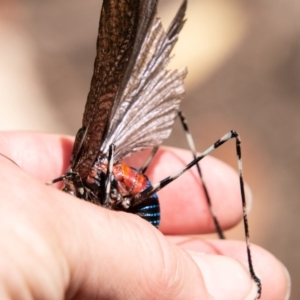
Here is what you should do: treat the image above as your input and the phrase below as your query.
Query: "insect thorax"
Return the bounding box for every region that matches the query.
[63,157,150,211]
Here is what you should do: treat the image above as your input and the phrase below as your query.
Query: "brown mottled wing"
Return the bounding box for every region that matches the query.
[71,0,158,178]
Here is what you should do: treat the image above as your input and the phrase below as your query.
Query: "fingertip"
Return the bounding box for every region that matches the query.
[174,238,290,300]
[189,251,259,300]
[0,131,74,180]
[251,245,291,300]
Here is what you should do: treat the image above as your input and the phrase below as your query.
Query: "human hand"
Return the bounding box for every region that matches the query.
[0,132,290,299]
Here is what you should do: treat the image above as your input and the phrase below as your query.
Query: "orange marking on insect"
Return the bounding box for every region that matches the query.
[113,164,148,195]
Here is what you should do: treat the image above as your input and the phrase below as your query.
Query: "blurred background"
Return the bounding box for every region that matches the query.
[1,0,299,298]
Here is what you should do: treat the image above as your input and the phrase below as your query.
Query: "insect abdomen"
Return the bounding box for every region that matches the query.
[113,164,148,195]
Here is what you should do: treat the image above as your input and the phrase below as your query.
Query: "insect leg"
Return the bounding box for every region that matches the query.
[134,130,261,298]
[103,144,116,207]
[47,175,67,185]
[135,131,241,203]
[178,111,224,239]
[139,146,159,174]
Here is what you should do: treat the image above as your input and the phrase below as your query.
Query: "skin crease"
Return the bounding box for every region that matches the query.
[0,132,290,300]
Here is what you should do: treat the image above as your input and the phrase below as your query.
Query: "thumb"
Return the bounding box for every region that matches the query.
[61,200,210,299]
[0,159,206,300]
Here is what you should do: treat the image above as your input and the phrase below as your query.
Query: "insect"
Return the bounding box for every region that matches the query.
[50,0,261,298]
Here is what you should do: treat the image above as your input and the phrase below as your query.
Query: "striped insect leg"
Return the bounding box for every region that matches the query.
[139,146,159,174]
[178,111,225,239]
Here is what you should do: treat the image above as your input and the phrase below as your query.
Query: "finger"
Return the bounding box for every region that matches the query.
[0,131,73,181]
[167,236,291,300]
[0,160,210,299]
[0,131,245,234]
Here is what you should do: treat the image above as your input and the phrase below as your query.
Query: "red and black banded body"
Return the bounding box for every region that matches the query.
[85,161,160,226]
[94,163,149,197]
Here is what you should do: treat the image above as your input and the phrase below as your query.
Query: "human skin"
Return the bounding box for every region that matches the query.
[0,132,290,299]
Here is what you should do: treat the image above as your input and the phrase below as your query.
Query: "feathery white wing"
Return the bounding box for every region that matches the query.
[101,1,187,162]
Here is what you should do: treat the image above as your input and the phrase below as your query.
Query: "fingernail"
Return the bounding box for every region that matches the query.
[283,265,291,300]
[245,184,253,214]
[189,252,259,300]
